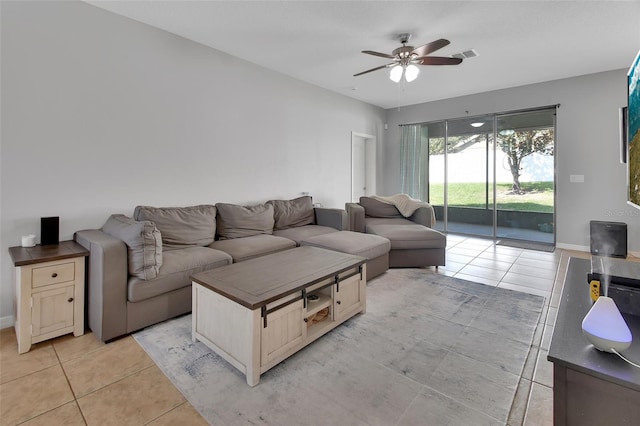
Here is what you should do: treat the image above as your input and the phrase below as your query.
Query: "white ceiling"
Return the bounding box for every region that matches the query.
[87,1,640,109]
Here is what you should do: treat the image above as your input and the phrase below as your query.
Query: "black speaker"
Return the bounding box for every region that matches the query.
[590,220,627,258]
[41,216,59,246]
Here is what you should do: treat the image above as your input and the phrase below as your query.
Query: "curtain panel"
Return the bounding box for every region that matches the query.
[400,124,428,201]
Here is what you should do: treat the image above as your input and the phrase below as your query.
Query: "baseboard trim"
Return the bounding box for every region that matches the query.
[0,316,14,330]
[556,243,589,252]
[556,244,639,260]
[628,250,640,259]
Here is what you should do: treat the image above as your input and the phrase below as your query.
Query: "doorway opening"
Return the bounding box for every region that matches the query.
[351,132,377,202]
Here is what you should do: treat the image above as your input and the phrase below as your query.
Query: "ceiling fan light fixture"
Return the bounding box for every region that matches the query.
[389,65,403,83]
[405,64,420,82]
[471,122,485,128]
[357,36,461,81]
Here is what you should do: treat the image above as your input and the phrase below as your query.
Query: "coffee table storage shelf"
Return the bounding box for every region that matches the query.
[305,290,332,337]
[191,247,366,386]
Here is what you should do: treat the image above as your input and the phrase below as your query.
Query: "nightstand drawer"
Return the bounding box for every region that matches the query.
[32,261,75,288]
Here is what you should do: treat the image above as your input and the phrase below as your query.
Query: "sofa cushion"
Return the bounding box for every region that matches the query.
[365,217,416,227]
[301,231,390,260]
[102,214,162,280]
[359,197,402,218]
[273,225,339,245]
[209,234,296,262]
[268,196,315,230]
[128,246,232,302]
[133,205,216,249]
[366,223,446,250]
[215,203,275,240]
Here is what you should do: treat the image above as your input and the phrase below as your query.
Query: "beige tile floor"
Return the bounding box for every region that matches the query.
[0,328,207,425]
[0,235,605,425]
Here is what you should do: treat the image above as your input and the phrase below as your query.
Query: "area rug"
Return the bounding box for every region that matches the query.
[134,269,544,425]
[497,239,556,252]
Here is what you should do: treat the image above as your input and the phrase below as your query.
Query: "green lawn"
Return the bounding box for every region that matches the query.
[429,182,554,213]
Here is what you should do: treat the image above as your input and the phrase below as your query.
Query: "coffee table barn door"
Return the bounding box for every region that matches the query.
[260,300,305,366]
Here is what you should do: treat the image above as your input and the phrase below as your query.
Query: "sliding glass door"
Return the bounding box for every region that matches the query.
[445,117,495,237]
[495,109,555,243]
[400,107,556,244]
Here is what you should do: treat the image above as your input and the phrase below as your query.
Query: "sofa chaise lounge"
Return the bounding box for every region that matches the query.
[346,196,446,268]
[75,196,390,342]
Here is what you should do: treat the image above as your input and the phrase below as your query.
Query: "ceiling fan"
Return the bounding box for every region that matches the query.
[354,33,463,82]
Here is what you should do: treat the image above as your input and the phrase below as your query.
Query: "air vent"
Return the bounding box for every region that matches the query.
[462,49,479,58]
[452,49,479,59]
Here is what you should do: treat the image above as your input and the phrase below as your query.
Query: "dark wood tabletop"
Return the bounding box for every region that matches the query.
[9,240,89,266]
[548,257,640,391]
[191,246,366,310]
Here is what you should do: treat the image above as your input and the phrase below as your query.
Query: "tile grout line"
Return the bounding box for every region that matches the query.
[10,343,90,426]
[393,387,425,426]
[52,341,89,425]
[518,249,565,424]
[489,244,561,425]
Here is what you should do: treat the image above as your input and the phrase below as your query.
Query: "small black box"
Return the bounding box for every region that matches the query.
[590,220,627,258]
[41,216,59,246]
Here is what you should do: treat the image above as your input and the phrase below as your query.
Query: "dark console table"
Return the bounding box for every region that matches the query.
[548,257,640,425]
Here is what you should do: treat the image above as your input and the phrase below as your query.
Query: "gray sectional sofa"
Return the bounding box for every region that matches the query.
[75,196,389,342]
[346,196,447,268]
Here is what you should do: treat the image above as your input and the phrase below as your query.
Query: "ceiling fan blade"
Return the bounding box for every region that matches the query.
[362,50,396,59]
[353,63,394,77]
[411,39,450,58]
[416,56,463,66]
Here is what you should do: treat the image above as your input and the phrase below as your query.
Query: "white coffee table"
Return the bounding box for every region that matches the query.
[191,246,367,386]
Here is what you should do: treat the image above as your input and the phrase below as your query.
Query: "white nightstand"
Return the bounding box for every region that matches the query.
[9,241,89,354]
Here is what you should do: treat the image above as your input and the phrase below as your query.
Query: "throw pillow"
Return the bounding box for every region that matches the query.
[359,196,402,218]
[215,203,275,240]
[268,196,315,230]
[102,214,162,280]
[133,205,216,249]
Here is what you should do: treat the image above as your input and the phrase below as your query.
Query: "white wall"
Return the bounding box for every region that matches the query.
[0,2,385,324]
[384,70,639,253]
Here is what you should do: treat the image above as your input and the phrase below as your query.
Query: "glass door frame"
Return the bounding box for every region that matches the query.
[418,106,557,244]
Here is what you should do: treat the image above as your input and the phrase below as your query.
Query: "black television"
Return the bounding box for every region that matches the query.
[628,49,640,209]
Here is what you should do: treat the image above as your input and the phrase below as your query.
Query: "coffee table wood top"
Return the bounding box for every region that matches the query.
[191,246,365,310]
